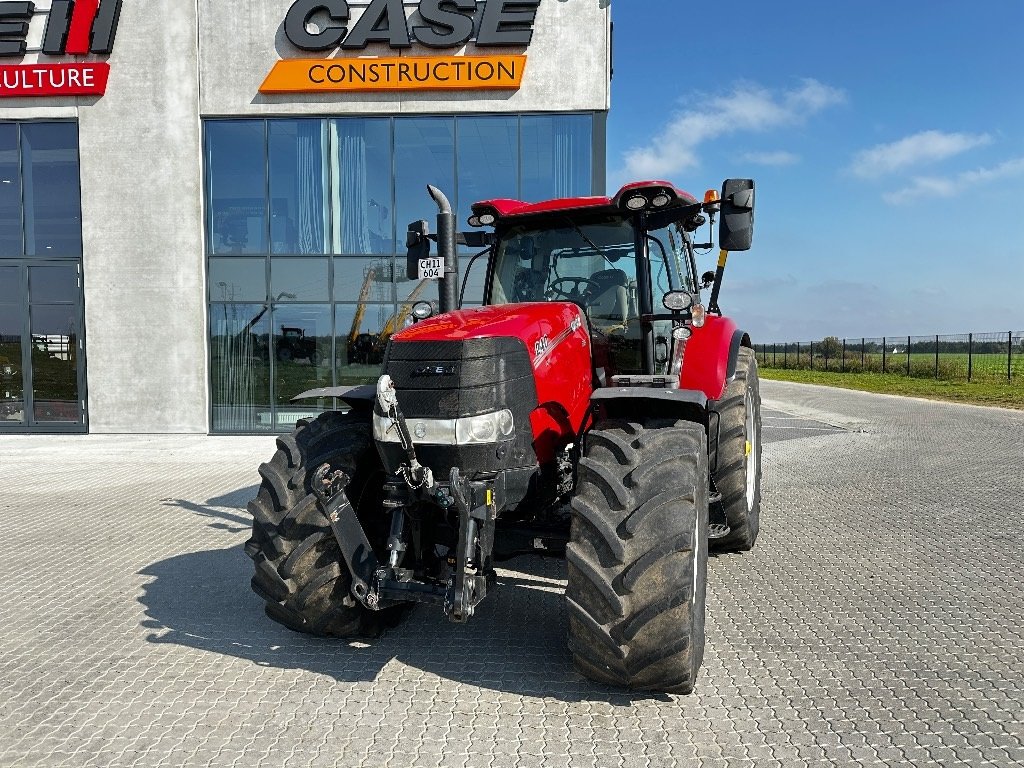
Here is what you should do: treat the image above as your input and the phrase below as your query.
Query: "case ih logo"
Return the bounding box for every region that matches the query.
[260,0,537,95]
[0,0,121,97]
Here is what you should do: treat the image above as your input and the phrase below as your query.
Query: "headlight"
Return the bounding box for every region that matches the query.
[374,409,514,445]
[456,410,514,444]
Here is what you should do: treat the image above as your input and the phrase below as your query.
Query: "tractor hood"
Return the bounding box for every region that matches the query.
[391,302,588,369]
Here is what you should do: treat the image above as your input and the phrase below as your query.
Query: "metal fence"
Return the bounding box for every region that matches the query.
[754,332,1024,382]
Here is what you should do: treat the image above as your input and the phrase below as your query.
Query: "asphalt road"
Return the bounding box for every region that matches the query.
[0,380,1022,767]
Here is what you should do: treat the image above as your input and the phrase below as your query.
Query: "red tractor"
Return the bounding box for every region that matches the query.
[246,179,761,694]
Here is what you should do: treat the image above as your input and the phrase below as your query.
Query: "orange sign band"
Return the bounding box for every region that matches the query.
[259,55,527,94]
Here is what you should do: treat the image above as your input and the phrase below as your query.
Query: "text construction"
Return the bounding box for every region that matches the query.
[259,55,526,94]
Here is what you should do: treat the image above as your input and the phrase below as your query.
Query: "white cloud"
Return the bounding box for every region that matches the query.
[850,130,991,178]
[738,150,800,166]
[883,156,1024,204]
[614,79,845,182]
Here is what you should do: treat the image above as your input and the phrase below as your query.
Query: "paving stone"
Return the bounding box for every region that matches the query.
[0,382,1021,767]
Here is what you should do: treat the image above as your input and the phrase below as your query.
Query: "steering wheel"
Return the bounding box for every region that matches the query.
[547,276,601,302]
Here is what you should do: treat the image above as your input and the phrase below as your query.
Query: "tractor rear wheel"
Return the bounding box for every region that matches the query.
[245,411,404,636]
[566,419,709,694]
[712,347,762,551]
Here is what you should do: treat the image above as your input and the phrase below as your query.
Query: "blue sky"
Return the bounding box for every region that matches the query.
[606,1,1024,342]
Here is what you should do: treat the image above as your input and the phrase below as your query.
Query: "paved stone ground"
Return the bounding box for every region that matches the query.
[0,381,1022,767]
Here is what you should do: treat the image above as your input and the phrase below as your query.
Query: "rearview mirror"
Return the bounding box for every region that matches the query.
[719,179,754,252]
[406,220,430,280]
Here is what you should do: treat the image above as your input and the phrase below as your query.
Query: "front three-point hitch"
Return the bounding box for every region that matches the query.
[315,375,497,623]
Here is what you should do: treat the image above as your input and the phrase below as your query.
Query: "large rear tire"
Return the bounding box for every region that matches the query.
[712,347,762,551]
[566,419,709,694]
[245,411,404,637]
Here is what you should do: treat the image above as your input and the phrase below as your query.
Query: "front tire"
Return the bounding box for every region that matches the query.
[566,419,709,694]
[712,347,762,551]
[245,411,403,636]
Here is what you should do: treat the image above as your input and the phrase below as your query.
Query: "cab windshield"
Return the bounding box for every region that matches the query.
[486,215,687,322]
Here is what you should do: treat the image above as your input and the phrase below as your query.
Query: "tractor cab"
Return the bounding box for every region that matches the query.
[484,207,694,379]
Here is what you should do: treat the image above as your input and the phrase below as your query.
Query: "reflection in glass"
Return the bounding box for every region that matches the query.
[335,256,396,303]
[22,122,82,256]
[0,303,24,423]
[270,121,328,254]
[332,119,393,254]
[29,264,78,303]
[209,258,266,302]
[335,303,391,383]
[29,303,79,422]
[520,115,592,202]
[270,257,329,301]
[457,116,518,228]
[395,118,454,258]
[272,305,332,429]
[0,266,19,302]
[0,124,20,254]
[210,302,272,431]
[207,121,267,254]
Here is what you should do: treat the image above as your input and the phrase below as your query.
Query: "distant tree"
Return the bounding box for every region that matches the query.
[819,336,842,358]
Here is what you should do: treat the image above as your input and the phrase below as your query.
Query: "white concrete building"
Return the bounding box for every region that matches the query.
[0,0,611,433]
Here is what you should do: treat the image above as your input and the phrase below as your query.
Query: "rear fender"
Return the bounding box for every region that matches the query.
[680,316,751,400]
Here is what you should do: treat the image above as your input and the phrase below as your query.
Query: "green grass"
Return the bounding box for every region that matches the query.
[760,368,1024,410]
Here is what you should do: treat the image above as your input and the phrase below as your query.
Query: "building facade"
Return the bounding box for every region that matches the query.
[0,0,611,434]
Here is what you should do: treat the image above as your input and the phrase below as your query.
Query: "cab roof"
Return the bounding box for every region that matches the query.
[471,181,701,220]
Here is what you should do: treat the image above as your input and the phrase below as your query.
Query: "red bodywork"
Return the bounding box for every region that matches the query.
[679,315,739,401]
[391,302,593,463]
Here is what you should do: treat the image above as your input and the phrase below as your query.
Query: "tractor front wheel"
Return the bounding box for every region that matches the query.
[566,419,709,694]
[245,411,405,636]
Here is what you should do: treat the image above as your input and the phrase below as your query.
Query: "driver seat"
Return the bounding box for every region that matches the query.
[587,269,629,326]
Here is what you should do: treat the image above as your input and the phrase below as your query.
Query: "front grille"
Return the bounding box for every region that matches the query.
[379,336,540,479]
[383,337,537,419]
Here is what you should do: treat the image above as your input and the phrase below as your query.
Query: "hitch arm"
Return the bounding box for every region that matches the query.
[320,480,380,605]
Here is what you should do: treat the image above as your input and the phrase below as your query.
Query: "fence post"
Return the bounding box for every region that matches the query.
[1009,331,1013,382]
[810,341,814,370]
[784,343,788,368]
[935,335,939,379]
[968,333,973,382]
[796,341,800,369]
[773,343,777,367]
[907,335,911,376]
[842,338,846,373]
[862,338,865,370]
[882,337,887,373]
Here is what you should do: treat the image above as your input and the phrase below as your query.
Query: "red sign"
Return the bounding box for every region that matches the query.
[0,63,109,97]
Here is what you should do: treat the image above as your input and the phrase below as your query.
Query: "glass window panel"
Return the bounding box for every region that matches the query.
[335,303,392,383]
[458,254,488,307]
[209,257,266,302]
[29,265,77,303]
[270,257,329,301]
[331,119,393,255]
[457,116,518,228]
[269,120,328,254]
[22,122,82,256]
[335,256,397,303]
[397,275,438,305]
[207,121,267,255]
[271,305,331,417]
[0,124,20,255]
[0,303,24,423]
[210,302,272,432]
[520,115,593,202]
[29,303,80,423]
[394,117,454,258]
[0,265,20,302]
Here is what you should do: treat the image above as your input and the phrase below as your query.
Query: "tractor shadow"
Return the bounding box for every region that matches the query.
[139,488,668,703]
[138,545,663,703]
